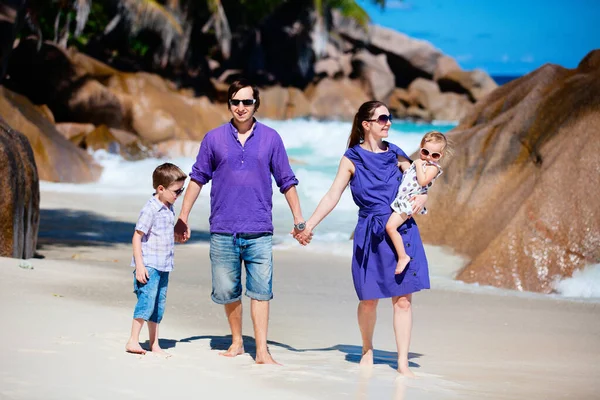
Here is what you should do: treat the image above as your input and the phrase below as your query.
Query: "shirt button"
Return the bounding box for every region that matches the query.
[241,161,244,163]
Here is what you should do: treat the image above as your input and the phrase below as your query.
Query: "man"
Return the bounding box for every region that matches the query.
[175,79,310,365]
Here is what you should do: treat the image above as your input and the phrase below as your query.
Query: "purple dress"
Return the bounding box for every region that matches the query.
[344,143,431,300]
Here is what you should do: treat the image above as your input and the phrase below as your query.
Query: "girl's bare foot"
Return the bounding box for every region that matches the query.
[125,341,146,355]
[359,348,374,367]
[219,343,245,357]
[397,363,416,378]
[394,255,411,275]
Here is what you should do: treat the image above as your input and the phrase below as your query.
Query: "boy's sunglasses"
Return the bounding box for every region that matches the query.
[366,114,392,125]
[229,98,256,106]
[170,187,185,196]
[420,148,442,160]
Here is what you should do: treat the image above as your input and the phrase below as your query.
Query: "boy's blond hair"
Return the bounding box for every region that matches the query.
[152,163,187,190]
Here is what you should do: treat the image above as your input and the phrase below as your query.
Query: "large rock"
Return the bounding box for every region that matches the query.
[107,72,229,143]
[407,78,472,121]
[0,86,101,182]
[259,86,311,120]
[333,12,443,87]
[0,117,39,259]
[436,68,498,102]
[351,50,395,101]
[305,78,369,120]
[416,50,600,293]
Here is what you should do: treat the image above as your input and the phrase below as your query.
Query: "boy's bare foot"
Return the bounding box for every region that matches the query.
[219,343,245,357]
[394,255,411,275]
[125,341,146,355]
[359,348,374,367]
[255,350,281,365]
[151,346,172,358]
[397,363,416,378]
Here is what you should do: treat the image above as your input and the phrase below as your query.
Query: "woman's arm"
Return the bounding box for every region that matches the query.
[296,156,354,242]
[397,156,412,172]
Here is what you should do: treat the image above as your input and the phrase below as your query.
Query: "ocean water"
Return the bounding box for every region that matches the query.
[40,118,598,299]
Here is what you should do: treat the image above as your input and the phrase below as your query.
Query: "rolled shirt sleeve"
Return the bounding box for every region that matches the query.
[270,133,299,193]
[135,205,156,234]
[189,134,214,185]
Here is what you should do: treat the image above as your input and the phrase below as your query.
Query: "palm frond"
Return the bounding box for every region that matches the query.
[326,0,370,27]
[118,0,183,38]
[73,0,91,37]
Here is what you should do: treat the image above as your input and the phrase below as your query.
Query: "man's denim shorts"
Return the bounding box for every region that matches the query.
[210,233,273,304]
[133,267,170,323]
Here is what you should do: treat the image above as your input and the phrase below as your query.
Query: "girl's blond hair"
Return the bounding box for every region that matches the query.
[421,131,453,159]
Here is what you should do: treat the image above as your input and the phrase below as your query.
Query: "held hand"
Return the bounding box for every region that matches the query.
[174,218,191,243]
[409,194,428,215]
[290,226,313,246]
[135,265,149,284]
[414,159,424,168]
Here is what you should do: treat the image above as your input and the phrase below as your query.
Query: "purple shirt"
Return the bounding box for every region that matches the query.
[189,120,298,234]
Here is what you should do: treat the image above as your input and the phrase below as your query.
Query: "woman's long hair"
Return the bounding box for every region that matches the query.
[347,101,387,148]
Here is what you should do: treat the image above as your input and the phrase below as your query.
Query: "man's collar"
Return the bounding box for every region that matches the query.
[229,118,258,135]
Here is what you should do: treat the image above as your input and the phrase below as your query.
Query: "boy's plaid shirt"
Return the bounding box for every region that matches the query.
[130,197,175,272]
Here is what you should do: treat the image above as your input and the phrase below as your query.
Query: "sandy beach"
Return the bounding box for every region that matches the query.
[1,191,599,400]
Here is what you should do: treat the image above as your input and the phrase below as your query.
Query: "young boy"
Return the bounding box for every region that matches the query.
[125,162,187,356]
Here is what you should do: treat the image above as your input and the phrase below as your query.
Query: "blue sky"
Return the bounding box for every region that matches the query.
[360,0,600,75]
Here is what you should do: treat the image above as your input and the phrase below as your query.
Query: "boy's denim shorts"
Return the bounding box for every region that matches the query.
[210,233,273,304]
[133,267,170,323]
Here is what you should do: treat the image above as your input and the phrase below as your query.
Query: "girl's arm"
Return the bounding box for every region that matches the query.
[397,156,412,172]
[414,160,440,187]
[296,156,354,242]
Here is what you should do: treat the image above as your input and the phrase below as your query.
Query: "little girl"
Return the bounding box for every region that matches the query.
[386,131,447,275]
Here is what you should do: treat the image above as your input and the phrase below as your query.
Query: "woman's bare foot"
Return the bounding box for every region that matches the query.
[219,343,245,357]
[397,363,416,378]
[394,255,411,275]
[359,348,374,367]
[255,350,281,365]
[151,346,172,358]
[125,341,146,355]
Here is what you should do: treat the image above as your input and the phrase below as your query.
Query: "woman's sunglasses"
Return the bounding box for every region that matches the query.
[229,99,257,106]
[420,148,442,160]
[367,114,393,125]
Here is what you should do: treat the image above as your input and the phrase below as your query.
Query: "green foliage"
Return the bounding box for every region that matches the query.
[326,0,387,27]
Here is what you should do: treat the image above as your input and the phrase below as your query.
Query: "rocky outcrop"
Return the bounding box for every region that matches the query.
[305,78,370,120]
[0,117,39,259]
[416,50,600,293]
[259,86,311,120]
[0,86,101,182]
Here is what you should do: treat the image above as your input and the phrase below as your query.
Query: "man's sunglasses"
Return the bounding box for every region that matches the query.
[229,99,257,106]
[367,114,393,125]
[420,148,442,160]
[170,187,185,196]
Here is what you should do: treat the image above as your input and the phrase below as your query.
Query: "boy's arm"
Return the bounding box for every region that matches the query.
[397,156,411,172]
[283,185,306,239]
[414,160,439,187]
[132,230,149,284]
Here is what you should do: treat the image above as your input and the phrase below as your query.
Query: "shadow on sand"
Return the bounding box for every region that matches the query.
[162,334,422,370]
[37,208,210,248]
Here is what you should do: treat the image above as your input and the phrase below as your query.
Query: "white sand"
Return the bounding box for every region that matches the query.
[0,191,599,399]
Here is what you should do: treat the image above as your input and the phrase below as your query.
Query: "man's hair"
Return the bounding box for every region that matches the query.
[227,79,260,111]
[152,163,187,190]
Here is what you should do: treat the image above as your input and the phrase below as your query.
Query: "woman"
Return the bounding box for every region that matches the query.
[296,101,430,377]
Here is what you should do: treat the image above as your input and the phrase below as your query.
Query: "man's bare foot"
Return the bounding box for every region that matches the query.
[394,255,411,275]
[359,348,374,367]
[219,343,245,357]
[151,346,172,358]
[255,350,281,365]
[397,363,416,378]
[125,341,146,355]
